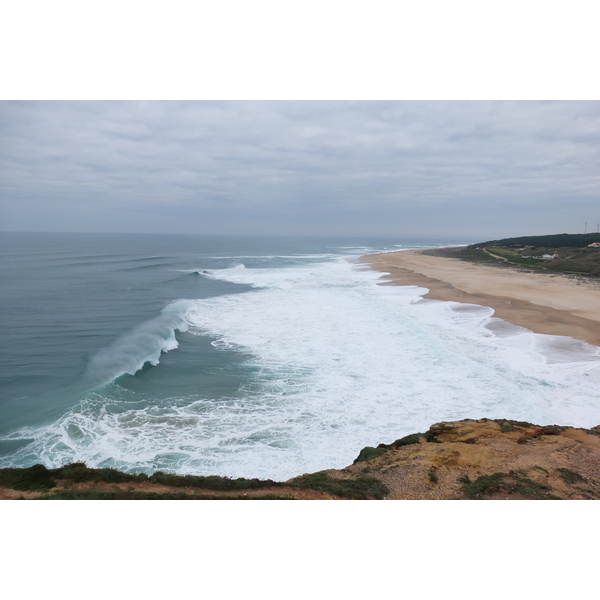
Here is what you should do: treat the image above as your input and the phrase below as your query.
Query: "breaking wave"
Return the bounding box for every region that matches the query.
[83,300,195,384]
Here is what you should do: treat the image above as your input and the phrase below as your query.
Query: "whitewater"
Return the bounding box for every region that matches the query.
[1,232,599,481]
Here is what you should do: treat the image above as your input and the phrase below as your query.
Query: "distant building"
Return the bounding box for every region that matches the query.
[588,242,600,248]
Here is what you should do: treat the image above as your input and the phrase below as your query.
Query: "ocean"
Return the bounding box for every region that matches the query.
[1,231,599,481]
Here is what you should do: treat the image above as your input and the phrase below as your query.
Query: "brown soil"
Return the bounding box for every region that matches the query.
[337,419,600,499]
[0,480,334,500]
[4,419,600,500]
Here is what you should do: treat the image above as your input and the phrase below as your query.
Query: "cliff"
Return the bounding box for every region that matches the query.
[2,418,600,499]
[337,418,600,499]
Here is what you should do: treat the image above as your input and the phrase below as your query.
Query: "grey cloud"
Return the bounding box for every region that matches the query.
[1,100,599,238]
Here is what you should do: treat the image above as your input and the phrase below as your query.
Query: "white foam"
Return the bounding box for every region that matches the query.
[180,258,600,476]
[84,300,194,383]
[4,257,600,481]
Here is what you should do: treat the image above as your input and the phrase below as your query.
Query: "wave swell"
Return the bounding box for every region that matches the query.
[84,300,194,384]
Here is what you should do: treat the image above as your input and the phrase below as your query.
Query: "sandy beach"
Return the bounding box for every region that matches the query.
[361,249,600,347]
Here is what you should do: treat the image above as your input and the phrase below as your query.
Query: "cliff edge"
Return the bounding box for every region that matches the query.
[2,418,600,499]
[323,418,600,499]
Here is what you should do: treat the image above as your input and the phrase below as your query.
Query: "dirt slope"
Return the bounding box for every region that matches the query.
[324,418,600,499]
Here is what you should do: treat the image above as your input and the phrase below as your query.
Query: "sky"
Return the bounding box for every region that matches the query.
[1,100,599,240]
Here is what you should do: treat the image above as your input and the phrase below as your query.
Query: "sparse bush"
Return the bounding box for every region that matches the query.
[557,468,586,484]
[461,472,559,500]
[353,446,387,464]
[492,419,535,433]
[392,433,423,447]
[428,466,438,483]
[541,425,564,436]
[35,490,294,500]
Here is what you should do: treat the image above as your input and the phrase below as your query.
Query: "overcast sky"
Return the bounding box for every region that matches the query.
[1,100,599,240]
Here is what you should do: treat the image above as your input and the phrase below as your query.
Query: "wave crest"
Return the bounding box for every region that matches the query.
[84,300,194,384]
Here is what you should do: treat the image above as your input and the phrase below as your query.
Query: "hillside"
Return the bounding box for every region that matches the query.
[2,418,600,500]
[430,233,600,277]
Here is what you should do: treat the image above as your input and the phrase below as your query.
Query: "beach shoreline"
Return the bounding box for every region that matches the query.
[361,249,600,347]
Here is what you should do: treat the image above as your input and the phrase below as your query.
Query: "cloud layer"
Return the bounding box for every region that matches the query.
[1,101,599,238]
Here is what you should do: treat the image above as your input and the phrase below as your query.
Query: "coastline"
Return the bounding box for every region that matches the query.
[361,249,600,347]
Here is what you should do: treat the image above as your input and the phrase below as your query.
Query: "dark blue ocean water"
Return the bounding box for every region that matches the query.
[1,232,599,480]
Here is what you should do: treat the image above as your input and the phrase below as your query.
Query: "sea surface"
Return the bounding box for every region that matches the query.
[1,232,599,481]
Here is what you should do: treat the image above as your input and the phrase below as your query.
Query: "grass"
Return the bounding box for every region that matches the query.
[1,461,390,500]
[557,468,586,485]
[460,472,559,500]
[486,247,548,268]
[0,463,285,494]
[451,240,600,277]
[490,419,535,433]
[148,471,283,490]
[290,472,389,499]
[36,490,294,500]
[1,461,391,499]
[54,463,138,484]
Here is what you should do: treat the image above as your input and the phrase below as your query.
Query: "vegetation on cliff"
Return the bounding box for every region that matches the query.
[428,233,600,277]
[2,418,600,500]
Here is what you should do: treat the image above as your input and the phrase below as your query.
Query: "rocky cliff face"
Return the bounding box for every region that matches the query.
[318,418,600,499]
[2,419,600,499]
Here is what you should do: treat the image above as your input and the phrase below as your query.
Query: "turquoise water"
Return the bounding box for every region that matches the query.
[1,232,599,480]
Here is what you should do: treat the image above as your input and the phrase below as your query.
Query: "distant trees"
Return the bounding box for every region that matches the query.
[472,233,600,249]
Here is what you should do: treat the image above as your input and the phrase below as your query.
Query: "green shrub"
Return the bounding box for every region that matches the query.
[36,490,295,500]
[461,472,559,500]
[0,464,56,491]
[353,446,387,464]
[392,433,423,447]
[541,425,564,436]
[149,472,283,491]
[53,463,137,483]
[290,472,389,499]
[424,430,441,443]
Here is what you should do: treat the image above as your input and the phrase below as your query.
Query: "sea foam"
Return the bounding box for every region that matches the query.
[83,300,194,383]
[2,256,599,481]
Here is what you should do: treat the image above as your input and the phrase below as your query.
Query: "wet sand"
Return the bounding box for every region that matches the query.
[361,249,600,347]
